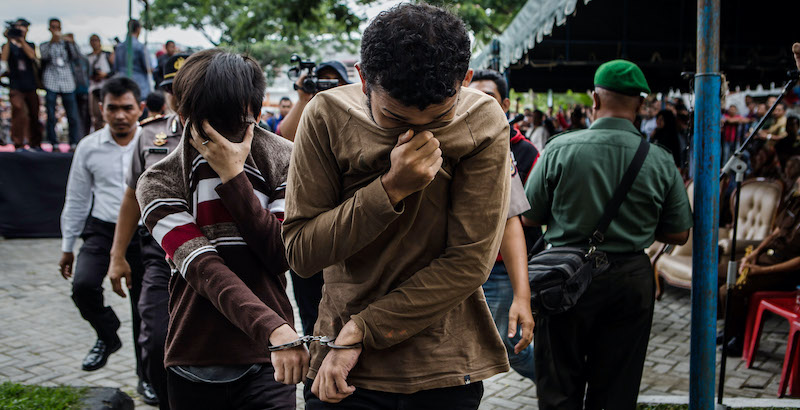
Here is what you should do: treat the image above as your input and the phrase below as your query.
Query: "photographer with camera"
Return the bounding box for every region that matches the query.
[1,18,42,151]
[276,57,350,142]
[40,18,83,149]
[87,34,114,132]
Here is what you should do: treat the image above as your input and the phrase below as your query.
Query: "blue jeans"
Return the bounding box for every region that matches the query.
[45,90,82,145]
[482,262,535,381]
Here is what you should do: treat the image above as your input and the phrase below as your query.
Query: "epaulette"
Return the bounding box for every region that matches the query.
[650,141,673,154]
[140,114,166,126]
[547,128,581,142]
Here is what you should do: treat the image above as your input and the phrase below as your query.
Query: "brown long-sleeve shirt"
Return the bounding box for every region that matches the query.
[282,84,511,393]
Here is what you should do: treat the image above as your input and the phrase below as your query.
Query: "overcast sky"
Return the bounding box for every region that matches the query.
[2,0,404,51]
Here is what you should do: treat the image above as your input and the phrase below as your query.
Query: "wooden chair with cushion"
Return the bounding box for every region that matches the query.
[655,178,782,296]
[654,181,693,298]
[718,178,783,259]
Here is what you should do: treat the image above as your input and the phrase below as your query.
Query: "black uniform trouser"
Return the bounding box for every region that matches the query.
[724,271,800,344]
[138,228,171,409]
[534,253,654,410]
[72,217,144,378]
[290,270,323,336]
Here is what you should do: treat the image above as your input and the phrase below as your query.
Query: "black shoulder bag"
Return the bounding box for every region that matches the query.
[528,138,650,315]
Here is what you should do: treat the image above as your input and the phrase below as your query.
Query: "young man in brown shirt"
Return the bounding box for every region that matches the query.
[283,3,512,408]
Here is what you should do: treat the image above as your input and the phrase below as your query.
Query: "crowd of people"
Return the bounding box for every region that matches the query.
[2,3,800,410]
[506,67,800,364]
[0,18,182,151]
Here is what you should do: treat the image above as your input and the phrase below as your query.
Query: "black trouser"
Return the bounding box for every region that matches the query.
[304,378,484,410]
[534,253,654,410]
[167,365,295,410]
[72,217,145,378]
[290,270,323,336]
[76,91,90,139]
[138,228,171,408]
[724,271,800,344]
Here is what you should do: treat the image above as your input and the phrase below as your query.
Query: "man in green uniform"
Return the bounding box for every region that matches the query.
[106,53,189,408]
[523,60,693,409]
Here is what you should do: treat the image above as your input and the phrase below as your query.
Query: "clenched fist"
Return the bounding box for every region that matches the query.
[380,130,443,205]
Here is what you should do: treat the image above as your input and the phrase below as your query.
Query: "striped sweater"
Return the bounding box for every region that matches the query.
[136,124,295,367]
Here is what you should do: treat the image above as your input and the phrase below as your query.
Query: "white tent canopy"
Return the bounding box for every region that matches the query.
[471,0,592,70]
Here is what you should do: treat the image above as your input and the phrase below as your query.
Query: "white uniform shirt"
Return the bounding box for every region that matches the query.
[60,125,141,252]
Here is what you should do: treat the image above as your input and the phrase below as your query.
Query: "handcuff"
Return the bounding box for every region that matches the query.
[268,335,363,352]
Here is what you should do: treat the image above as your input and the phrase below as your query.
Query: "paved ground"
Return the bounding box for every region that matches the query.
[0,237,796,409]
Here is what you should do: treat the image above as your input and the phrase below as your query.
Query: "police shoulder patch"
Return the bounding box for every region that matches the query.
[140,114,166,126]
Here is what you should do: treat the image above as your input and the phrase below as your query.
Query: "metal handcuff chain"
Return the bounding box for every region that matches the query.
[268,335,363,352]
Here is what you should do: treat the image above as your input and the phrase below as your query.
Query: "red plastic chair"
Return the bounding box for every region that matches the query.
[742,294,800,397]
[743,291,796,364]
[781,320,800,397]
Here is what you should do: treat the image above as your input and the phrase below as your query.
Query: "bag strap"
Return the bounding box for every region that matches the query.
[589,137,650,246]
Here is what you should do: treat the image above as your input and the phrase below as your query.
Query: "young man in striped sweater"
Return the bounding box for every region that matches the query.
[135,49,307,409]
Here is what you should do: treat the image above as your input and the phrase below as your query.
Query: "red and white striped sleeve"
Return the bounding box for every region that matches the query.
[138,195,288,343]
[140,197,216,275]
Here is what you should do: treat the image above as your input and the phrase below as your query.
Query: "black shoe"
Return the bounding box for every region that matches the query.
[724,337,744,357]
[716,331,725,345]
[81,337,122,371]
[137,380,159,406]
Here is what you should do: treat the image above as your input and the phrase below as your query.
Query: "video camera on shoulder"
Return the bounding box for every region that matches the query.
[287,54,339,94]
[4,21,23,39]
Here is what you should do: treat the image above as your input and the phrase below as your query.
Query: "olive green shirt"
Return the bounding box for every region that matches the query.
[523,117,692,252]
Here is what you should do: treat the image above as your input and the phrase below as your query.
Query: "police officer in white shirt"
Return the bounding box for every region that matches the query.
[58,76,148,379]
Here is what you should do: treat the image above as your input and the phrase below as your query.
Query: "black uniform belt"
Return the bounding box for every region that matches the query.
[605,250,646,262]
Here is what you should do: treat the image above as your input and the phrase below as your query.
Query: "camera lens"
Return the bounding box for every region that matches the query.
[288,68,300,81]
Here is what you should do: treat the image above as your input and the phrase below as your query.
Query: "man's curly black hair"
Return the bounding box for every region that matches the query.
[360,3,471,110]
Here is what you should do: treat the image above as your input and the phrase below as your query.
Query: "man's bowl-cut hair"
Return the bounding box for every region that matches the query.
[172,49,266,140]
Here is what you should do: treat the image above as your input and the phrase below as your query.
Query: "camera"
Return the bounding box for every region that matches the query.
[287,54,339,94]
[4,21,23,39]
[91,68,104,82]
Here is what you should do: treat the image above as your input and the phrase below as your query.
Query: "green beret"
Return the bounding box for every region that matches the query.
[594,59,651,96]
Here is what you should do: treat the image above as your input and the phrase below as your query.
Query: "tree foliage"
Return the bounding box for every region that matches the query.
[147,0,525,69]
[423,0,528,47]
[148,0,367,68]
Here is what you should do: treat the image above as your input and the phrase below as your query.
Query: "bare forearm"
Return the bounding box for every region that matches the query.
[656,229,689,245]
[499,217,531,299]
[1,43,9,62]
[751,228,781,258]
[20,42,36,60]
[277,97,309,142]
[521,215,542,227]
[758,256,800,275]
[110,188,141,259]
